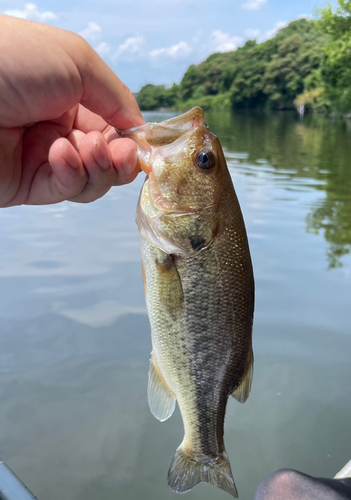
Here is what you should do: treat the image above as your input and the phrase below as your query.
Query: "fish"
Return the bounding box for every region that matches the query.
[121,107,254,498]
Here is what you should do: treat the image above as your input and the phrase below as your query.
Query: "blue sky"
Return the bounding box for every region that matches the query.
[0,0,332,92]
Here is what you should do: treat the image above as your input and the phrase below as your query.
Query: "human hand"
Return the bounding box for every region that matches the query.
[0,15,145,207]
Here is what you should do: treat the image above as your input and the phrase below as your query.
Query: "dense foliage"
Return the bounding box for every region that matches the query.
[178,19,326,111]
[315,0,351,112]
[137,83,180,111]
[137,4,351,114]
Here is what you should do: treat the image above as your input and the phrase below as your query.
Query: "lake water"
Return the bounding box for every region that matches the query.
[0,111,350,500]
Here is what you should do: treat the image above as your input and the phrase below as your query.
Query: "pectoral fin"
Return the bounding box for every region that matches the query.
[232,348,254,403]
[148,353,176,422]
[155,252,184,318]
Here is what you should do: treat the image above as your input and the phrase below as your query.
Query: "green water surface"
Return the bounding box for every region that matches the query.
[0,111,350,500]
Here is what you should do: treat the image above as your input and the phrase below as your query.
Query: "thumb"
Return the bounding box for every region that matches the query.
[71,38,145,130]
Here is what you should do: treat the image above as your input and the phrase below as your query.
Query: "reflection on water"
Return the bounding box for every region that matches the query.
[206,111,351,269]
[0,111,350,500]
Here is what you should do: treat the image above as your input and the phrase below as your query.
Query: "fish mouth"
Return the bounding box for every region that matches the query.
[120,107,207,175]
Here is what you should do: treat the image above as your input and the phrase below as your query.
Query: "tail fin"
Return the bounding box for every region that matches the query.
[167,444,238,498]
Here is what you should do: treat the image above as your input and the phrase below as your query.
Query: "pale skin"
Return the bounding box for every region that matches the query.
[0,14,145,208]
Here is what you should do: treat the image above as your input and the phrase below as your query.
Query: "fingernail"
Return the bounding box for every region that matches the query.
[93,136,112,171]
[120,147,138,175]
[62,140,82,170]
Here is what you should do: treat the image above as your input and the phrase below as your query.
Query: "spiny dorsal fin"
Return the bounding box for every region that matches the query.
[148,353,176,422]
[168,444,238,498]
[232,348,254,403]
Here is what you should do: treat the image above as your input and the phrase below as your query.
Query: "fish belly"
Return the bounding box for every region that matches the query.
[140,226,254,497]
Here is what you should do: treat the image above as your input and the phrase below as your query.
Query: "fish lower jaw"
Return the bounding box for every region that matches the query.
[149,192,196,216]
[141,178,196,216]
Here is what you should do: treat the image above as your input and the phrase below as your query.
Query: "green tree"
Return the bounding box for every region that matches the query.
[137,83,180,111]
[316,0,351,112]
[138,18,328,112]
[177,18,326,111]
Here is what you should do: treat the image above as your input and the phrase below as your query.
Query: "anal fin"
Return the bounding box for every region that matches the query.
[148,353,176,421]
[232,347,254,403]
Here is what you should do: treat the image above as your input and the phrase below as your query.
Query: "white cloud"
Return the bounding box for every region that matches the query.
[79,22,101,42]
[242,0,266,11]
[119,36,145,54]
[4,3,57,22]
[150,41,192,60]
[211,30,243,52]
[264,20,288,40]
[79,22,111,58]
[114,36,146,60]
[245,28,260,38]
[95,42,111,56]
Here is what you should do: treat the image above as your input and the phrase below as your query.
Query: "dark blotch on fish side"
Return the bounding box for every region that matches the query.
[189,236,206,250]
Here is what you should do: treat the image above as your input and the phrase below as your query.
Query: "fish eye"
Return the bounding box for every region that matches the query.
[195,149,215,170]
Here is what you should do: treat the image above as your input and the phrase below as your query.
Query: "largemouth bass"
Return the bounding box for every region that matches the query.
[122,107,254,498]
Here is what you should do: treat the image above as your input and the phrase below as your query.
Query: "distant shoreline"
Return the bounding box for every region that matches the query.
[136,10,351,117]
[139,107,351,121]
